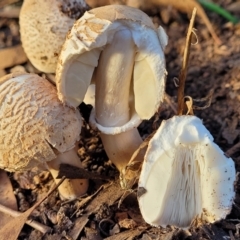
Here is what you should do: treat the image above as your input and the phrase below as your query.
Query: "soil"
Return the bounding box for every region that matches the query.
[1,0,240,239]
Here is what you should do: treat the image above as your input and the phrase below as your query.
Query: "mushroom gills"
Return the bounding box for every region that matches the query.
[138,116,235,228]
[142,146,202,228]
[64,48,101,107]
[134,53,157,119]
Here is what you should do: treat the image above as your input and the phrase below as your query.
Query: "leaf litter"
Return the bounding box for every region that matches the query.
[1,1,239,239]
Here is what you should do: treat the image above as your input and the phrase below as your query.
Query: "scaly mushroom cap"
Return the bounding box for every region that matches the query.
[19,0,89,73]
[138,116,235,228]
[0,73,82,172]
[56,4,167,120]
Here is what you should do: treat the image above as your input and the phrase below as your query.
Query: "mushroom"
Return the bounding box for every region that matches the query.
[56,5,168,172]
[138,115,235,228]
[19,0,89,73]
[0,72,88,200]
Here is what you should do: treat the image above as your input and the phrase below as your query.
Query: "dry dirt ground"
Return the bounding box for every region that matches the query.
[1,0,240,239]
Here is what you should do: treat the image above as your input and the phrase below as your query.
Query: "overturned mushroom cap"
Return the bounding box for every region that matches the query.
[56,4,167,120]
[19,0,89,73]
[138,116,235,228]
[0,73,82,171]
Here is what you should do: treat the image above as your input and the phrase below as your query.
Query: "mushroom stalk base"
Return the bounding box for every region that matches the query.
[100,128,143,172]
[46,148,88,200]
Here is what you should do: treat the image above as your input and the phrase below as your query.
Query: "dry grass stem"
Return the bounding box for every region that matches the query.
[177,8,197,115]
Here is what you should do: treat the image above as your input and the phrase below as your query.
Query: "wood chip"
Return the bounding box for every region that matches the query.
[69,181,125,238]
[68,215,89,240]
[104,228,146,240]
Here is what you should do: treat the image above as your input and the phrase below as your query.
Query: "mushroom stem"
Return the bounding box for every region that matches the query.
[95,29,134,126]
[100,129,143,171]
[95,28,143,171]
[46,147,88,200]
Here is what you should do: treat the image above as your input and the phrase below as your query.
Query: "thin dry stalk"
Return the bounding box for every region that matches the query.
[164,94,177,114]
[226,142,240,157]
[177,8,197,115]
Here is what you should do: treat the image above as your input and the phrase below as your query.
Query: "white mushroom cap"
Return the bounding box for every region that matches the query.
[138,116,235,228]
[0,72,82,171]
[56,5,167,120]
[56,5,167,173]
[19,0,89,73]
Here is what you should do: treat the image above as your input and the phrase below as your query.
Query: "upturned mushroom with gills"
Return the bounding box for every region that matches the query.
[0,73,88,200]
[138,116,236,228]
[19,0,89,73]
[56,5,168,172]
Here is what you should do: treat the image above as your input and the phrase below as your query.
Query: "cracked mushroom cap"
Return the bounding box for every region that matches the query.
[138,116,235,228]
[19,0,89,73]
[56,4,167,120]
[0,73,82,172]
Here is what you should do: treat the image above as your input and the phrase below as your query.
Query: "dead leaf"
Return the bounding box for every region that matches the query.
[0,203,44,240]
[0,45,27,69]
[0,170,17,210]
[0,177,65,240]
[0,170,17,227]
[0,203,51,234]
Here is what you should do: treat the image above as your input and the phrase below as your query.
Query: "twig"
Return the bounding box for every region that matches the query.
[0,0,20,8]
[177,8,197,115]
[164,93,177,114]
[70,185,104,218]
[57,163,110,180]
[0,204,51,234]
[226,142,240,157]
[0,7,20,18]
